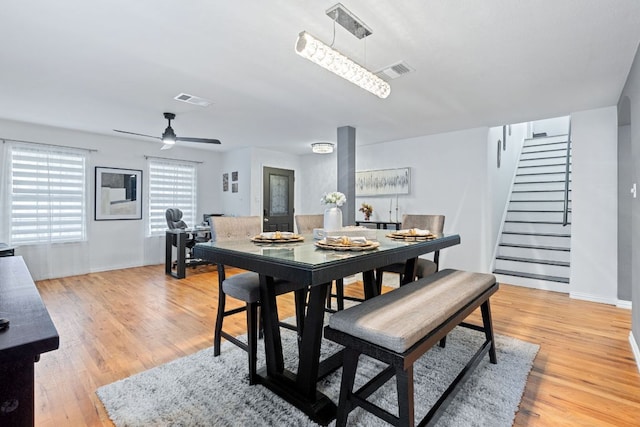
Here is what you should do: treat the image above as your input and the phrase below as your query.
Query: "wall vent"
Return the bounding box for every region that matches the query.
[375,61,415,81]
[174,93,212,107]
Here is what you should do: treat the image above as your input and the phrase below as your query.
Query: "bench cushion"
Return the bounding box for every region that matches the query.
[328,269,496,353]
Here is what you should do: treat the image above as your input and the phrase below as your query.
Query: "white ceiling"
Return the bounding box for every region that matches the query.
[1,0,640,154]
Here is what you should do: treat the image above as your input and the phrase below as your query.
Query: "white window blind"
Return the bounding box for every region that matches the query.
[5,143,87,244]
[148,159,197,236]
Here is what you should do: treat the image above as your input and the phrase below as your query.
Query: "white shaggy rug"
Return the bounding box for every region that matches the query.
[97,324,538,426]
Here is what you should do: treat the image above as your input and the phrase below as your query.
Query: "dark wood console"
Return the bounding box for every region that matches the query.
[0,256,59,426]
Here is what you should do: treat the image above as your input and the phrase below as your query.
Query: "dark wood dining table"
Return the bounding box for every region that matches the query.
[193,230,460,425]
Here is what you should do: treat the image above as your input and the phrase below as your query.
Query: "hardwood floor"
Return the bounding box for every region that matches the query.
[32,265,640,426]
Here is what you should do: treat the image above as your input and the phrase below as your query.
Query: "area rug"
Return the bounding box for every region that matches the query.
[97,325,539,426]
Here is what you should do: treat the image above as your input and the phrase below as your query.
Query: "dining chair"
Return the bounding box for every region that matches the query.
[210,216,305,384]
[294,214,359,312]
[375,214,446,288]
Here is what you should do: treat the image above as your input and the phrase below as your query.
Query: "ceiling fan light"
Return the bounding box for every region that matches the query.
[162,126,176,144]
[311,142,334,154]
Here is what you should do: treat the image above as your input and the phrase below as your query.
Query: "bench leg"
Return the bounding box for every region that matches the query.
[396,364,415,427]
[247,302,259,384]
[481,299,497,364]
[336,348,360,427]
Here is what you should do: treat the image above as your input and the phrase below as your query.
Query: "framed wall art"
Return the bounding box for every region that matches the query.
[95,167,142,220]
[355,167,410,196]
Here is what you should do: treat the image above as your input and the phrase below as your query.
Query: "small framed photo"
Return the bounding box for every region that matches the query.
[232,183,238,193]
[232,171,238,181]
[223,173,229,192]
[95,167,142,220]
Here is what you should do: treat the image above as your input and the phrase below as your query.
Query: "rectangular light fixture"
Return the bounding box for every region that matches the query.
[295,31,391,99]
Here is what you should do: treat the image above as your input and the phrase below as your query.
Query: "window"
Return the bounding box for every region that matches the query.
[148,159,197,236]
[3,142,87,244]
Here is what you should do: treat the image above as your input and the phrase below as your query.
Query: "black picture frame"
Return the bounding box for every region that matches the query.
[95,167,143,220]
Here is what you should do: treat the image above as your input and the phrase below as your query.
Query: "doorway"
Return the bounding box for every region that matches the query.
[262,166,294,232]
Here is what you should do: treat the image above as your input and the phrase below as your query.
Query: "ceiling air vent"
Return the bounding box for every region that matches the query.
[173,93,212,107]
[375,61,415,81]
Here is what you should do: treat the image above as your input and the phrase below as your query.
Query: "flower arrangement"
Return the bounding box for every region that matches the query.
[320,191,346,207]
[359,203,373,220]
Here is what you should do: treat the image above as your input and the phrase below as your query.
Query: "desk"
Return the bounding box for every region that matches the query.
[165,228,211,279]
[0,243,15,257]
[354,220,401,230]
[193,230,460,424]
[0,257,59,427]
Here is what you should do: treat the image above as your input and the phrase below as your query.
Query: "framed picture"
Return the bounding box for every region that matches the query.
[356,167,410,196]
[95,167,142,220]
[232,183,238,193]
[232,171,238,181]
[223,173,229,191]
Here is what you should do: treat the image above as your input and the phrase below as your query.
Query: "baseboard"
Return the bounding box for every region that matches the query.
[617,299,632,310]
[630,331,640,374]
[569,292,619,306]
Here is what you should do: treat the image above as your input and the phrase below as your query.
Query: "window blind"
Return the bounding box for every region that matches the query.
[7,143,87,244]
[148,159,197,236]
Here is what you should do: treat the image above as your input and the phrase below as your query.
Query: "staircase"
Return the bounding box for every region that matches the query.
[494,134,572,291]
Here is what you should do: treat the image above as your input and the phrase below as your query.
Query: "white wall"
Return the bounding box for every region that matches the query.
[570,106,619,304]
[298,151,338,215]
[0,118,222,280]
[487,123,527,266]
[532,116,571,136]
[355,127,494,273]
[220,148,253,216]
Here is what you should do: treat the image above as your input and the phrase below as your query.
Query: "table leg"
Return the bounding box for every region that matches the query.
[257,278,336,425]
[362,270,379,299]
[401,257,418,285]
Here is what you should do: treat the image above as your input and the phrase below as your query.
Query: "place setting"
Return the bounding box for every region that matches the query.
[387,228,437,241]
[251,231,305,244]
[315,235,380,251]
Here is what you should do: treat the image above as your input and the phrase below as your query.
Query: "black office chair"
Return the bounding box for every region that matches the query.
[165,208,208,261]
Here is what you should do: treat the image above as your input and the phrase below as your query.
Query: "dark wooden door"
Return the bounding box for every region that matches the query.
[263,167,294,232]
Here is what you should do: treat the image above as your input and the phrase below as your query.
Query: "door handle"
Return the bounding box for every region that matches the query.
[632,183,637,199]
[264,217,269,222]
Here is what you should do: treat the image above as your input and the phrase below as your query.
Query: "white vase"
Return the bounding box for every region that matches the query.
[323,206,343,231]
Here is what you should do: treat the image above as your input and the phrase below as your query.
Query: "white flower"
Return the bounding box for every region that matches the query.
[321,191,346,207]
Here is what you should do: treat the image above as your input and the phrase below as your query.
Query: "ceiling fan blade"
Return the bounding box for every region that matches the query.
[176,136,221,144]
[160,143,174,150]
[113,129,161,140]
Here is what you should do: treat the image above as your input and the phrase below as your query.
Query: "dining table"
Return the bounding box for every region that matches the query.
[193,229,461,425]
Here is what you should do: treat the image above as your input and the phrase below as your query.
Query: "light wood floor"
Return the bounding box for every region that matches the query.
[32,264,640,426]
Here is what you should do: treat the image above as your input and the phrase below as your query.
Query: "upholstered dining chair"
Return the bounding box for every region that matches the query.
[375,214,446,288]
[210,216,305,384]
[294,214,360,313]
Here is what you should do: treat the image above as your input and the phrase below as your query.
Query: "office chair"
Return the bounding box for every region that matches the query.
[375,214,445,288]
[211,216,306,384]
[165,208,208,263]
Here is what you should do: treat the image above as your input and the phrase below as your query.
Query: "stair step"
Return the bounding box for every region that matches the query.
[520,155,568,161]
[493,269,569,284]
[516,170,568,176]
[521,147,567,154]
[518,163,569,169]
[495,255,570,267]
[502,231,571,238]
[522,140,568,149]
[499,243,570,252]
[505,220,571,224]
[507,209,564,213]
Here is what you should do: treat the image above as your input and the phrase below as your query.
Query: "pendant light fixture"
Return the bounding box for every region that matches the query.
[295,4,390,99]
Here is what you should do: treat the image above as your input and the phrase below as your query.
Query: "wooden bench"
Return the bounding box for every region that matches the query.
[324,269,498,427]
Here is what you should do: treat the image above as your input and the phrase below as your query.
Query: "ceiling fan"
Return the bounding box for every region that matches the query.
[114,112,221,150]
